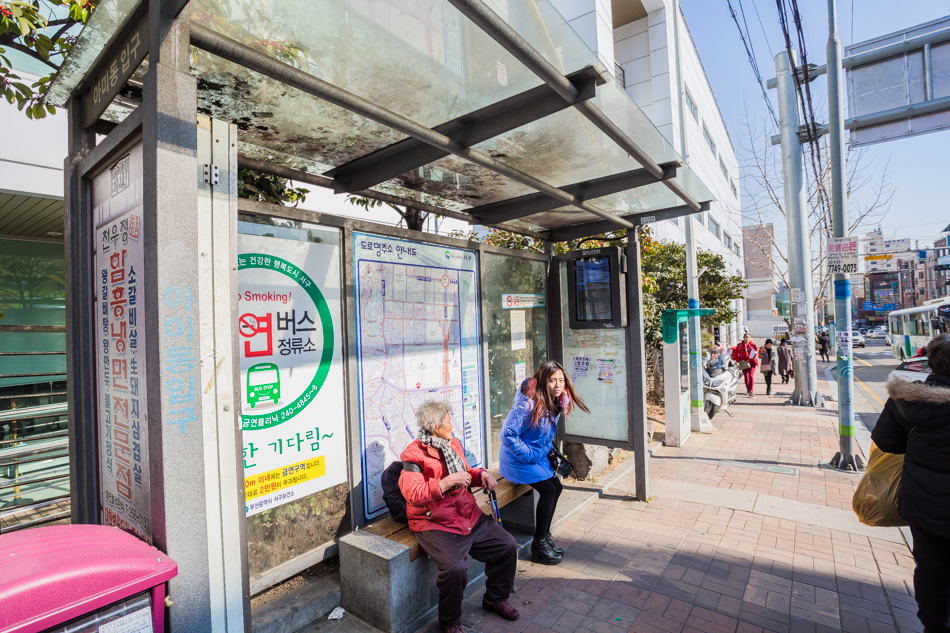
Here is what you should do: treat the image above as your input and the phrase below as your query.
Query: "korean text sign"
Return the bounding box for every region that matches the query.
[353,233,484,521]
[827,237,859,275]
[237,233,346,516]
[92,142,151,542]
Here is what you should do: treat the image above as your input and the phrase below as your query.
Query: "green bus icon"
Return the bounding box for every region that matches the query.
[247,362,280,408]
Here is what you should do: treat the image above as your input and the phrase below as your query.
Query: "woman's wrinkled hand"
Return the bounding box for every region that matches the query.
[480,471,497,492]
[440,471,472,493]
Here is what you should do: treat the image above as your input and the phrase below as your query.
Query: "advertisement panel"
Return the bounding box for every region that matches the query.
[353,232,483,521]
[92,141,151,542]
[237,234,347,516]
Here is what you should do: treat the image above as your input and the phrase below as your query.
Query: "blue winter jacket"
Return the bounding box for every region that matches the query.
[499,379,561,484]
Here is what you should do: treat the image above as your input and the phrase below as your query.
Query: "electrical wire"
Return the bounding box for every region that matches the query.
[749,0,775,55]
[726,0,780,129]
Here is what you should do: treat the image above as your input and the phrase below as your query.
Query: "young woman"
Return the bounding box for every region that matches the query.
[759,339,775,396]
[732,333,759,397]
[499,361,589,565]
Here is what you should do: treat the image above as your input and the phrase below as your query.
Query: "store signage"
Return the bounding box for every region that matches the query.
[827,237,859,274]
[864,254,893,261]
[92,142,151,542]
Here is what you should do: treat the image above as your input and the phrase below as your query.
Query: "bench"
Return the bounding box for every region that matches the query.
[339,471,536,633]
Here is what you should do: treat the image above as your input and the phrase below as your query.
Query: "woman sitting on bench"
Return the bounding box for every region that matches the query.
[399,400,520,633]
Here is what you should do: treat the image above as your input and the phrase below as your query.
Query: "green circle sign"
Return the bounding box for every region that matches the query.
[239,253,334,430]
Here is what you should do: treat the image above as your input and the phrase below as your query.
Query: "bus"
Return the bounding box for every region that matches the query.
[247,362,281,407]
[887,300,950,360]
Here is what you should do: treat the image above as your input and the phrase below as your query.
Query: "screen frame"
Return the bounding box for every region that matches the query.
[564,247,627,330]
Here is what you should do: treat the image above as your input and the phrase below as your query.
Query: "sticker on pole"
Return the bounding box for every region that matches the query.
[827,237,859,275]
[836,330,853,359]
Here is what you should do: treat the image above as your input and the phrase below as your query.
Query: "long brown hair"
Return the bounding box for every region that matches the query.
[530,361,589,427]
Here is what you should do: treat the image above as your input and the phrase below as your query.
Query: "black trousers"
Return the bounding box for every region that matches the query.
[910,525,950,633]
[529,475,563,540]
[414,513,517,627]
[763,371,773,394]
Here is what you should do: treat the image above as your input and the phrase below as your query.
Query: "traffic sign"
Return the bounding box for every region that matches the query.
[882,303,896,310]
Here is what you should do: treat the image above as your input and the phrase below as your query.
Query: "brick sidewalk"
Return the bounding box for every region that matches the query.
[429,377,921,633]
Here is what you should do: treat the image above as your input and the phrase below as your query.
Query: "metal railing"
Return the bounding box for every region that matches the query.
[0,344,70,533]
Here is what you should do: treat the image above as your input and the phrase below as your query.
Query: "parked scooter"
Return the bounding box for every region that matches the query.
[703,350,740,419]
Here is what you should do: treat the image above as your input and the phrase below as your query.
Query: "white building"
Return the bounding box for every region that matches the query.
[609,0,745,343]
[865,229,914,273]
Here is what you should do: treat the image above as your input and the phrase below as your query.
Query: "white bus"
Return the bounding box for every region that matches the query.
[887,300,950,360]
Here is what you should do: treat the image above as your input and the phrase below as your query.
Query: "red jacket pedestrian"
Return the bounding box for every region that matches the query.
[398,400,520,633]
[733,333,759,397]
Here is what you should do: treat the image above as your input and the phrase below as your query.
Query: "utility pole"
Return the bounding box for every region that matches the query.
[673,0,712,432]
[827,0,863,471]
[774,50,822,406]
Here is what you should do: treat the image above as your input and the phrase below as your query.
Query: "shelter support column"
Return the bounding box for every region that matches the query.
[626,237,649,501]
[142,1,249,630]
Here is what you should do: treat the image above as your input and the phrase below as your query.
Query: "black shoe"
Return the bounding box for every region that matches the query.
[531,538,563,565]
[544,533,564,556]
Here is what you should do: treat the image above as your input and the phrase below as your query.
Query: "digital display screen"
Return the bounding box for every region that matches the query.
[574,257,613,322]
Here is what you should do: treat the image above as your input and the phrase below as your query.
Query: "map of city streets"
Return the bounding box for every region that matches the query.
[353,233,483,521]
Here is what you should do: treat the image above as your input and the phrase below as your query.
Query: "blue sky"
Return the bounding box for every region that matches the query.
[680,0,949,248]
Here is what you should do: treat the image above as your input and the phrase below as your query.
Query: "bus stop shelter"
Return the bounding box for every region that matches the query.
[44,0,715,630]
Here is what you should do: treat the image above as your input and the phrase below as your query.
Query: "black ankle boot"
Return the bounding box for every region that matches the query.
[544,533,564,556]
[531,538,563,565]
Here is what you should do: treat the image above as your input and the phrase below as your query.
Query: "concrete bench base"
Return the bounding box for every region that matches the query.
[339,490,537,633]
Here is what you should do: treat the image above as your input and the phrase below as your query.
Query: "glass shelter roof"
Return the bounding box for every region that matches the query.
[48,0,714,239]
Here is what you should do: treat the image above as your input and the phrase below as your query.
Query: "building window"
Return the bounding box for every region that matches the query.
[724,233,732,248]
[615,63,626,88]
[710,218,721,239]
[730,180,738,197]
[685,87,698,122]
[719,157,728,180]
[703,124,716,154]
[733,243,740,256]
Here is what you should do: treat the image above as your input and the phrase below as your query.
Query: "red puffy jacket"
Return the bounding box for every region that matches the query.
[398,438,485,535]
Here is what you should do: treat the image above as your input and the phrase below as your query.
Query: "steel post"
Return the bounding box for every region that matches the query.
[827,0,864,471]
[774,50,822,407]
[627,236,650,501]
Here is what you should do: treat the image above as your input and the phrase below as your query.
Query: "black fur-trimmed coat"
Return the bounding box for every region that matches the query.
[871,374,950,537]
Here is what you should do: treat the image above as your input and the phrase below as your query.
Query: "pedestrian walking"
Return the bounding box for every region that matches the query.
[871,333,950,633]
[732,333,759,397]
[817,332,830,362]
[399,401,520,633]
[777,338,793,384]
[499,361,589,565]
[759,339,776,396]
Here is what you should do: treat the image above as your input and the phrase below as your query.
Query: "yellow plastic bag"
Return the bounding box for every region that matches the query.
[852,443,907,527]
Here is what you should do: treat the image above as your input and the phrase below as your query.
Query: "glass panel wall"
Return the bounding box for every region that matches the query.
[482,252,547,466]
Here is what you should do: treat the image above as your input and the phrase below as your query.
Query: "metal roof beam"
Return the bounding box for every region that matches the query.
[543,202,709,243]
[470,163,678,225]
[446,0,702,214]
[325,67,602,193]
[190,24,633,230]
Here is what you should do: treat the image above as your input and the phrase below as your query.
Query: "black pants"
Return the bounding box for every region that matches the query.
[529,475,562,540]
[781,370,790,384]
[763,371,773,394]
[910,525,950,633]
[414,513,517,627]
[819,348,830,362]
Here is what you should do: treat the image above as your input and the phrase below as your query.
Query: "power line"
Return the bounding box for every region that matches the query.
[749,0,775,55]
[726,0,780,129]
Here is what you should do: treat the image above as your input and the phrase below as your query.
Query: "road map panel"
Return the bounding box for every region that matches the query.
[353,233,483,521]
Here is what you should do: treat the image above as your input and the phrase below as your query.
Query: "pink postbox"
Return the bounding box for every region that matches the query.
[0,524,177,633]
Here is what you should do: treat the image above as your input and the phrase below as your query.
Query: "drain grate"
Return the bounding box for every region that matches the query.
[691,457,797,475]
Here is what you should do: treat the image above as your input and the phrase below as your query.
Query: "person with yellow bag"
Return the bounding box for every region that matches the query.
[869,333,950,633]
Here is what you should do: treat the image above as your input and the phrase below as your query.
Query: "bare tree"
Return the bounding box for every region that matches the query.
[738,108,894,326]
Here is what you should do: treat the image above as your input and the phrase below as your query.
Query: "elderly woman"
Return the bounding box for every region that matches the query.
[732,332,759,397]
[872,333,950,633]
[399,400,519,633]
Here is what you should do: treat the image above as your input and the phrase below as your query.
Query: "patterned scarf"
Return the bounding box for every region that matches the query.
[418,429,467,475]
